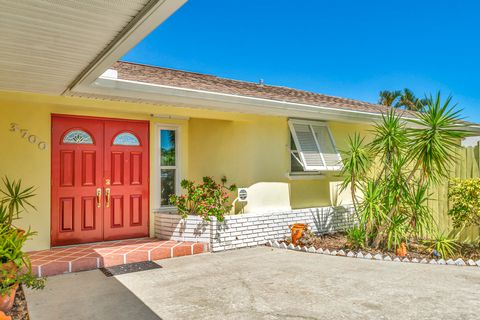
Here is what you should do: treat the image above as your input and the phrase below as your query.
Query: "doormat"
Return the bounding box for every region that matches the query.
[100,261,162,277]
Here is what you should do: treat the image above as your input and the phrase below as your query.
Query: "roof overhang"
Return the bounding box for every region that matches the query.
[68,0,187,94]
[0,0,186,95]
[69,75,480,134]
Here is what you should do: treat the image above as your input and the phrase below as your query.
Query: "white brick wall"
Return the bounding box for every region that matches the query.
[155,205,356,252]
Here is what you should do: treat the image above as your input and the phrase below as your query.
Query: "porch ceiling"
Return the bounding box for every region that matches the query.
[0,0,186,95]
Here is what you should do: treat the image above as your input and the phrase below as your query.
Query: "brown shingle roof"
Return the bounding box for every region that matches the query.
[112,61,402,115]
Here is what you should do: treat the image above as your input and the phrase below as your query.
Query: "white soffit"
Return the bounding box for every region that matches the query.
[0,0,187,95]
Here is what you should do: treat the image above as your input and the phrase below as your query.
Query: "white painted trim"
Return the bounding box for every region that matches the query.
[154,123,181,209]
[72,73,480,133]
[72,77,399,125]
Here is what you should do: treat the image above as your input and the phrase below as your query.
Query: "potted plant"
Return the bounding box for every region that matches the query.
[169,176,237,222]
[0,226,45,312]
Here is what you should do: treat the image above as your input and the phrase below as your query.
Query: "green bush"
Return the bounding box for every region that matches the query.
[346,226,366,249]
[0,226,46,295]
[340,93,468,250]
[448,178,480,229]
[169,176,236,222]
[423,231,458,259]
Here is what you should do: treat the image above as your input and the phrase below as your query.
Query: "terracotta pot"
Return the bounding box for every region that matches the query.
[0,310,12,320]
[0,283,18,313]
[290,223,307,246]
[396,242,407,257]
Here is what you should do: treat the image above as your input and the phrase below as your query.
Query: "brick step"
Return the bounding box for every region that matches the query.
[27,238,209,277]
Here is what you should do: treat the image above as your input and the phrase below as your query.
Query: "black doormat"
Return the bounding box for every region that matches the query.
[100,261,162,277]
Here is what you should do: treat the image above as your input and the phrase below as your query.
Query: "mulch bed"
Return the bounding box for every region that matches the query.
[283,232,480,261]
[5,285,29,320]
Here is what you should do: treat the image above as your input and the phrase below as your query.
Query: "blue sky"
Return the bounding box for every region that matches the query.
[123,0,480,122]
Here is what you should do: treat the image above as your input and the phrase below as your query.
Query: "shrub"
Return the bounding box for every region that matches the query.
[169,176,236,222]
[0,225,45,296]
[340,93,468,250]
[346,226,366,249]
[448,178,480,229]
[423,231,458,259]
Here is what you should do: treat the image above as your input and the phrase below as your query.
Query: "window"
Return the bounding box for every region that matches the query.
[63,129,93,144]
[158,128,179,206]
[288,119,342,172]
[113,132,140,146]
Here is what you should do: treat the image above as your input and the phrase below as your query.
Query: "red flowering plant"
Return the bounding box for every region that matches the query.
[169,176,237,222]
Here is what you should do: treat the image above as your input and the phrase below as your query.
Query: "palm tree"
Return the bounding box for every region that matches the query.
[378,90,401,107]
[396,89,428,112]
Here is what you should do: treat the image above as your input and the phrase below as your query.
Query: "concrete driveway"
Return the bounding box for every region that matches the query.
[26,246,480,319]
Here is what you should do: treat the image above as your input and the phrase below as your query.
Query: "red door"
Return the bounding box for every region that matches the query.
[51,115,149,246]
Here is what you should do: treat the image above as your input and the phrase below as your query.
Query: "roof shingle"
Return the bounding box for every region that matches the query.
[112,61,402,115]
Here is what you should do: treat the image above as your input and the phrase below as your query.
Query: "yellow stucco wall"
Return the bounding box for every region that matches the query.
[0,91,373,250]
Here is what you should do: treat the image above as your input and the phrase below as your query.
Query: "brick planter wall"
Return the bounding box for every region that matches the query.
[155,205,356,252]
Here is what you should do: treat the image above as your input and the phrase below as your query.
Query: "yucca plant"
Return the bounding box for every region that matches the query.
[342,93,469,251]
[423,231,458,259]
[0,177,36,227]
[340,133,371,217]
[386,215,408,250]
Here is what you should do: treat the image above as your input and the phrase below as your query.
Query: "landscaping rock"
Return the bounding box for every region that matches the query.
[446,259,455,265]
[393,257,401,262]
[337,250,346,256]
[316,248,324,254]
[420,259,428,264]
[476,260,480,267]
[438,259,446,265]
[287,244,295,250]
[364,253,372,259]
[324,249,331,255]
[280,242,288,249]
[467,259,476,266]
[356,252,364,259]
[266,240,273,247]
[301,246,308,252]
[402,258,410,263]
[307,246,316,253]
[384,256,392,261]
[295,245,302,251]
[429,259,437,264]
[455,258,466,266]
[411,258,419,263]
[374,254,383,260]
[272,240,280,248]
[346,251,355,258]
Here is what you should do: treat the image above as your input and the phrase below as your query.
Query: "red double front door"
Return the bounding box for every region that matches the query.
[51,115,149,246]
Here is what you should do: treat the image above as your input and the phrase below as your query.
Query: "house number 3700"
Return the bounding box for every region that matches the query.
[10,123,48,150]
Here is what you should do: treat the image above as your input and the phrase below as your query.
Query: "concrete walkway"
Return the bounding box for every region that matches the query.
[26,247,480,319]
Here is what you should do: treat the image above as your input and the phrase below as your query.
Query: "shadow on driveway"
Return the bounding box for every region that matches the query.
[25,269,161,320]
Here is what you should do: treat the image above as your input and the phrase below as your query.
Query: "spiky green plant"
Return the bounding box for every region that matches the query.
[0,177,36,227]
[423,231,458,259]
[346,226,366,249]
[342,93,469,251]
[386,215,408,250]
[340,133,371,215]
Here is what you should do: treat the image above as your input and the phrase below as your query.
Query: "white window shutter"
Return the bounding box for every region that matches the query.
[289,119,342,171]
[289,122,325,170]
[311,125,342,168]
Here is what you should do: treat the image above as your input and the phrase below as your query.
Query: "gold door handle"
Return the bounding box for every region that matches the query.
[105,188,111,208]
[96,188,102,208]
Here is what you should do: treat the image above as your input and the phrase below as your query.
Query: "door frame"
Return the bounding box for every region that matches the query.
[50,114,150,247]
